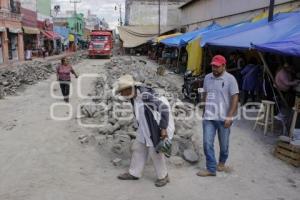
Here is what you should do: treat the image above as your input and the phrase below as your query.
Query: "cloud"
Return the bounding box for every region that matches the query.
[52,0,125,29]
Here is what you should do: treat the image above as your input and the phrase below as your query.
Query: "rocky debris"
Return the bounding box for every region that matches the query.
[112,158,122,166]
[78,134,89,144]
[168,156,185,167]
[183,149,200,164]
[0,85,4,99]
[95,135,107,146]
[0,52,86,98]
[0,61,53,97]
[83,56,202,165]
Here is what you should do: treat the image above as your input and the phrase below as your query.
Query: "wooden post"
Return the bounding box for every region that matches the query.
[258,52,289,109]
[176,47,181,73]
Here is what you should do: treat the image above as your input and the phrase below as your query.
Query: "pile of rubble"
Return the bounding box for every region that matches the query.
[0,52,86,99]
[80,57,202,166]
[0,61,53,98]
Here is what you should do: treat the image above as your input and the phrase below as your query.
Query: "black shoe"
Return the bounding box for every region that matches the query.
[155,174,170,187]
[117,173,139,180]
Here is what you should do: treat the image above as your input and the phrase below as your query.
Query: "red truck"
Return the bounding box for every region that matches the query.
[88,30,113,58]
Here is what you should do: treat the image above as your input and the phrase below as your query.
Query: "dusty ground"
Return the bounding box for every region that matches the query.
[0,57,299,200]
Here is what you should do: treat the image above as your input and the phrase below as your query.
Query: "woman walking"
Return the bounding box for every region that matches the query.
[56,57,78,102]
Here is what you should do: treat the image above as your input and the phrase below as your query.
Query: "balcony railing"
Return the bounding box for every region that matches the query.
[0,10,21,21]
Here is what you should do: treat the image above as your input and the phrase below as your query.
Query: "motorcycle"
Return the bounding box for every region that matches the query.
[182,70,204,103]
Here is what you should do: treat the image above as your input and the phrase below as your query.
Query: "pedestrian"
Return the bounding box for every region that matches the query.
[241,57,261,106]
[41,46,46,58]
[56,57,78,103]
[116,74,175,187]
[274,63,300,120]
[197,55,239,177]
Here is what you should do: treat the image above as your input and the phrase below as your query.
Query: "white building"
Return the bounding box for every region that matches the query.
[179,0,300,31]
[85,10,109,30]
[125,0,189,26]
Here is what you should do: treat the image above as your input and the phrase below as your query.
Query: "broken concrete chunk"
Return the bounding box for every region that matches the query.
[183,149,199,164]
[168,156,185,167]
[80,137,89,144]
[112,158,122,166]
[78,135,88,140]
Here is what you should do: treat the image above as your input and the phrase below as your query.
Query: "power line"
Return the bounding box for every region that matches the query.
[69,0,81,15]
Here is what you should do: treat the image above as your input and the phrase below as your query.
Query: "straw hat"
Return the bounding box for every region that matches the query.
[114,74,141,94]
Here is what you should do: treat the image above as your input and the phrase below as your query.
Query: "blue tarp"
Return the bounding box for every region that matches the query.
[204,12,300,49]
[201,12,294,47]
[160,23,221,47]
[253,33,300,56]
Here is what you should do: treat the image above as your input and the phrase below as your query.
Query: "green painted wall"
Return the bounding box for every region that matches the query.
[67,14,84,36]
[37,0,51,16]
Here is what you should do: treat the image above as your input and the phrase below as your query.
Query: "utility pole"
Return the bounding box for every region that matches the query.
[268,0,275,22]
[70,0,81,15]
[119,4,123,26]
[115,4,123,26]
[158,0,161,35]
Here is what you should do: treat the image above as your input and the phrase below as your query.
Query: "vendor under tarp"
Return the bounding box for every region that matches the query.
[118,25,177,48]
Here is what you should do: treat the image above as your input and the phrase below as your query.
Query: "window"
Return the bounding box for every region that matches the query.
[91,35,108,41]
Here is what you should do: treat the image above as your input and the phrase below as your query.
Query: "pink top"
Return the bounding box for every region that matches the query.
[275,69,297,92]
[57,64,73,81]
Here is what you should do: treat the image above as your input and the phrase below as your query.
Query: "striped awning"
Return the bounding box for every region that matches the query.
[42,31,61,40]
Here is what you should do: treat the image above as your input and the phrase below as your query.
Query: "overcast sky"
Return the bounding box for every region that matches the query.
[51,0,125,29]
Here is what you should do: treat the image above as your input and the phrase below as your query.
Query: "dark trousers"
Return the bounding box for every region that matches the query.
[59,81,70,99]
[243,90,256,105]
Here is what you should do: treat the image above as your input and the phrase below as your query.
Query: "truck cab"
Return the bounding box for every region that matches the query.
[88,30,113,58]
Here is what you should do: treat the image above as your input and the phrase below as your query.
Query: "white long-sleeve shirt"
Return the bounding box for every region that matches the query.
[134,92,154,147]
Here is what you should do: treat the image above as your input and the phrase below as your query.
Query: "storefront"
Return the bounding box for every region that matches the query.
[23,26,40,59]
[7,28,22,61]
[41,30,62,55]
[23,26,40,49]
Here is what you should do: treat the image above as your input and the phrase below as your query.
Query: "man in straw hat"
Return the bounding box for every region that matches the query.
[115,74,174,187]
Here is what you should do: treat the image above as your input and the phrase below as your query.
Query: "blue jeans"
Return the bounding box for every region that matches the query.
[203,120,231,174]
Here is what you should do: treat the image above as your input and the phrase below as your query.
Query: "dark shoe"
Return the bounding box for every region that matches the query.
[196,170,216,177]
[217,163,233,173]
[217,163,226,172]
[117,172,139,180]
[155,174,170,187]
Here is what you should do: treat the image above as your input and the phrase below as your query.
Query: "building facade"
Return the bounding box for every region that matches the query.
[0,0,24,64]
[37,0,52,31]
[20,0,39,56]
[85,10,109,30]
[180,0,300,31]
[67,13,84,37]
[125,0,188,26]
[53,12,85,51]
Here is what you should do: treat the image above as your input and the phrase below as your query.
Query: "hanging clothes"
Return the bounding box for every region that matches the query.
[186,37,202,75]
